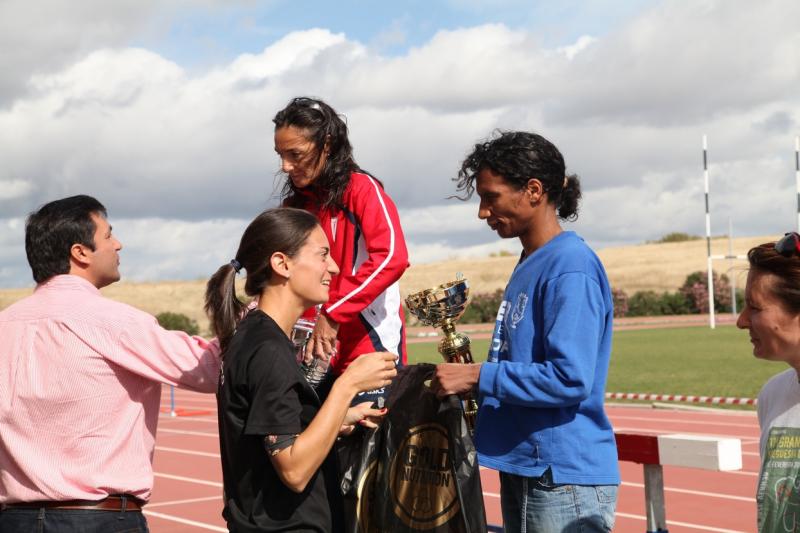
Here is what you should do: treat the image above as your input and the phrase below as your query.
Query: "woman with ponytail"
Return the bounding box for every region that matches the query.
[432,131,619,533]
[205,207,397,532]
[272,97,409,407]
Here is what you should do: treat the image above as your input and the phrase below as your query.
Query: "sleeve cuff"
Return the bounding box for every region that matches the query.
[477,361,497,398]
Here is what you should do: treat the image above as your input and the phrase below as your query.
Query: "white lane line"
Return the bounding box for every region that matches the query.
[725,469,759,477]
[156,445,220,458]
[159,416,218,425]
[482,494,749,532]
[147,496,221,509]
[621,481,752,502]
[484,483,752,503]
[162,397,218,405]
[154,472,223,488]
[158,428,218,438]
[612,426,754,441]
[611,414,757,430]
[615,512,748,533]
[143,509,226,532]
[160,402,217,410]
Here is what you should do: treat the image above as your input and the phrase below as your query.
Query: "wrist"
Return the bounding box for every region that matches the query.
[320,307,340,326]
[330,374,358,400]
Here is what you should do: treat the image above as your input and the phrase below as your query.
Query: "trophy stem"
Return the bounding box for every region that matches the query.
[405,277,477,431]
[441,321,456,336]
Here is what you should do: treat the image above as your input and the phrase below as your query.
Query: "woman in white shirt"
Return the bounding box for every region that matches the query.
[737,232,800,532]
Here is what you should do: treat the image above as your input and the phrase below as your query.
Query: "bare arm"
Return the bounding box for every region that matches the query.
[268,352,396,492]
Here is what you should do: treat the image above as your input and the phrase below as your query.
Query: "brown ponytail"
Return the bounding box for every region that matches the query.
[204,207,319,351]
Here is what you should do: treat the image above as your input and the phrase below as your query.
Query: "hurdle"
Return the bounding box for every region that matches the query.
[485,431,742,532]
[615,432,742,533]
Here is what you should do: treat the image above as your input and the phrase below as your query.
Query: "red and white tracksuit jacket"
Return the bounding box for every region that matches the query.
[297,171,409,375]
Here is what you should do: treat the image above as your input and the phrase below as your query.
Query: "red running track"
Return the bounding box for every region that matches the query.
[147,389,758,532]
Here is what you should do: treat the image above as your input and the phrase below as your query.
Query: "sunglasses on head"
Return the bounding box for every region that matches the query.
[776,232,800,258]
[291,97,324,114]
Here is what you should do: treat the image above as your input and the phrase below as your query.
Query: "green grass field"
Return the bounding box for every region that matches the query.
[407,325,787,402]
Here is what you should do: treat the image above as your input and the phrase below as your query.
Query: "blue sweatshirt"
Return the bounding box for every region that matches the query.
[475,231,620,485]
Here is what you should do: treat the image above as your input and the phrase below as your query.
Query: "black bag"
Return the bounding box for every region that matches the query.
[339,364,487,532]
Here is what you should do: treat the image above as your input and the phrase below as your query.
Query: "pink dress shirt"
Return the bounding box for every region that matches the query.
[0,275,221,504]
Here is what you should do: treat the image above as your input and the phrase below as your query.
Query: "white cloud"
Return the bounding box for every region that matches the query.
[1,0,799,288]
[0,180,33,201]
[113,217,250,282]
[558,35,596,60]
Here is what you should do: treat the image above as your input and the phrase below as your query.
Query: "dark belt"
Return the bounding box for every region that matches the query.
[2,495,143,512]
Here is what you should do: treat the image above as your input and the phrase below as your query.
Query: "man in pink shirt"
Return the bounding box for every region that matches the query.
[0,195,221,532]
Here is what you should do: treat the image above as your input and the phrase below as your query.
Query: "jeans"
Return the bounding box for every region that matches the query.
[0,507,149,533]
[499,470,617,533]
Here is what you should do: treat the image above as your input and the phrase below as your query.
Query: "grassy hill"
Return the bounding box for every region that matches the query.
[1,234,778,335]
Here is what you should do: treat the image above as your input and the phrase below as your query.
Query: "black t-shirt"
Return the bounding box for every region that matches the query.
[217,310,344,532]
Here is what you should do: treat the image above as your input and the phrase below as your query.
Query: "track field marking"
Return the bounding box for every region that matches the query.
[158,416,218,425]
[160,402,217,410]
[484,484,751,503]
[154,472,223,488]
[147,496,221,509]
[621,481,752,502]
[143,509,226,532]
[158,427,218,438]
[612,426,753,440]
[615,512,748,533]
[156,445,220,458]
[724,469,759,477]
[486,493,749,533]
[611,414,757,429]
[161,397,217,405]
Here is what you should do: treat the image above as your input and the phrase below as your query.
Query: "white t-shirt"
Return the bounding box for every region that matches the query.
[757,368,800,532]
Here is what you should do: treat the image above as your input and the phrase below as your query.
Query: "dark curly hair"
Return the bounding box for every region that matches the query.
[454,130,582,221]
[273,97,366,211]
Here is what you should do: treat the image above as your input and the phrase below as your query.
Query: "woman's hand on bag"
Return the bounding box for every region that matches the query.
[340,352,397,395]
[339,402,388,435]
[306,313,339,362]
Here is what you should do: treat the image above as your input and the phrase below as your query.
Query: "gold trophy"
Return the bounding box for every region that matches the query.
[404,274,479,429]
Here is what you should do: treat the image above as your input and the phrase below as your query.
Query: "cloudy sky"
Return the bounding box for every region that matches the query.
[1,0,798,288]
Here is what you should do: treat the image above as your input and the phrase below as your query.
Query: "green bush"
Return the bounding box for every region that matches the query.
[156,311,200,335]
[659,291,693,315]
[624,290,692,317]
[626,291,665,317]
[460,289,504,324]
[612,288,629,318]
[648,232,701,244]
[735,288,744,312]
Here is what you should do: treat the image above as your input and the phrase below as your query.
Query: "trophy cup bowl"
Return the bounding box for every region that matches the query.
[405,276,478,428]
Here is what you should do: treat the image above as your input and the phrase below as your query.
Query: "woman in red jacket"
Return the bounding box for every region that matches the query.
[273,97,409,403]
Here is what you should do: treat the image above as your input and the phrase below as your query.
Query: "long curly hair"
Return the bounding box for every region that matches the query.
[273,97,363,211]
[454,130,582,221]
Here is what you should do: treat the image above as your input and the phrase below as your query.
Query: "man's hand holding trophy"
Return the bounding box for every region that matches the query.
[404,273,480,429]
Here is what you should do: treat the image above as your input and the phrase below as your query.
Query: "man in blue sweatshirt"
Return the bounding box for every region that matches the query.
[433,131,619,532]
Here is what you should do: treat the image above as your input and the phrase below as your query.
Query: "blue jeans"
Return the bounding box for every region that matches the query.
[499,470,617,533]
[0,507,149,533]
